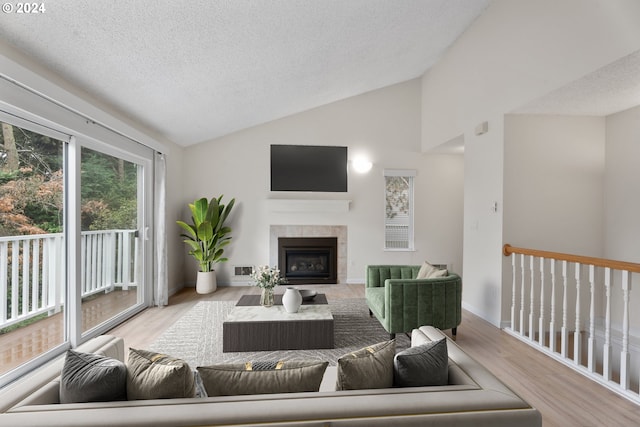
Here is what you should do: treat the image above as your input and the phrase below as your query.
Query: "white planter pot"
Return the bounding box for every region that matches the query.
[196,271,217,294]
[282,287,302,313]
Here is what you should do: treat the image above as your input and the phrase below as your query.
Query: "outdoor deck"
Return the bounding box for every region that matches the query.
[0,290,137,375]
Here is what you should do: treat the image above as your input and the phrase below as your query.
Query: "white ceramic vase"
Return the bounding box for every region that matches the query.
[196,271,217,294]
[282,287,302,313]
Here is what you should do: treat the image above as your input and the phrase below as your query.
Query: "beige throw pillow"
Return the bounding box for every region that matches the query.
[336,340,395,390]
[197,360,328,396]
[416,261,448,279]
[126,348,196,400]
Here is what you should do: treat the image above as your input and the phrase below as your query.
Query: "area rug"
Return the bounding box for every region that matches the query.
[150,298,410,367]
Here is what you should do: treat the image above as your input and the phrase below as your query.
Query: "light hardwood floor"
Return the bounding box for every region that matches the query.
[108,285,640,427]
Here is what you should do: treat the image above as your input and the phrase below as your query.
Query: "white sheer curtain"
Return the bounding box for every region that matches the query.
[154,152,168,306]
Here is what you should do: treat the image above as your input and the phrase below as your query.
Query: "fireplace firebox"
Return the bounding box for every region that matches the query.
[278,237,338,285]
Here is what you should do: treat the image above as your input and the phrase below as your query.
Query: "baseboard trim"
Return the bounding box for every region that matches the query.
[462,301,501,328]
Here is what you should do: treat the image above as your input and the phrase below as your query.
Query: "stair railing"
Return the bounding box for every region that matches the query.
[503,244,640,405]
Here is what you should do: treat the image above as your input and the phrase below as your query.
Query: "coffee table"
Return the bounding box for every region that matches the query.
[222,293,334,352]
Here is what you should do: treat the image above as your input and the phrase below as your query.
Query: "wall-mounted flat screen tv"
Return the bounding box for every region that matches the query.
[271,145,348,192]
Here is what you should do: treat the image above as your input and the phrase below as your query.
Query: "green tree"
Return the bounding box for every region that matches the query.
[0,122,65,235]
[81,149,137,231]
[1,123,19,172]
[385,176,409,219]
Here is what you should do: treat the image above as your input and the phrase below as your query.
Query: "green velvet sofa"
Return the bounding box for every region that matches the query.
[365,265,462,339]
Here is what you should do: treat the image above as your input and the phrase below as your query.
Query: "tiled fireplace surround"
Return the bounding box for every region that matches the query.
[269,225,347,284]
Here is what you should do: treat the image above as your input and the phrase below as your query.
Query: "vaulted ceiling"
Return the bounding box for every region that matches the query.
[0,0,489,146]
[512,49,640,117]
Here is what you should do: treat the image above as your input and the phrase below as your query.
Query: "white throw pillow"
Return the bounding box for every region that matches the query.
[416,261,448,279]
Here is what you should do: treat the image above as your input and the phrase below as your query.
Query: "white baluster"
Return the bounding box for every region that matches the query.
[42,237,49,310]
[85,234,89,293]
[21,239,30,316]
[620,271,631,390]
[574,263,582,365]
[97,233,104,289]
[587,265,595,372]
[0,242,7,323]
[550,259,557,353]
[32,238,40,312]
[539,257,546,347]
[107,231,116,289]
[91,234,98,293]
[132,232,140,289]
[520,254,526,336]
[117,232,124,284]
[84,234,90,294]
[511,253,516,331]
[11,240,19,320]
[52,235,63,313]
[603,267,612,382]
[80,234,85,295]
[123,231,132,290]
[529,256,536,340]
[561,261,568,358]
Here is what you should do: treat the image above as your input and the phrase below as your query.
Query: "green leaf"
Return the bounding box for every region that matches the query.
[183,240,200,252]
[208,197,220,226]
[176,221,197,240]
[196,221,213,241]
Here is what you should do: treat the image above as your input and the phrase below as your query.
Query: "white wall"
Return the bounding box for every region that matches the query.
[604,105,640,332]
[502,114,606,326]
[420,0,640,326]
[179,79,464,286]
[462,114,504,326]
[604,105,640,264]
[503,115,606,255]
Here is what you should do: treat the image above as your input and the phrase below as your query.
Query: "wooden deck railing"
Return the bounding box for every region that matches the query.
[503,244,640,405]
[0,230,138,330]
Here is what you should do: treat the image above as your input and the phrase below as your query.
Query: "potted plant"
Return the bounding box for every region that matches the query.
[177,195,235,294]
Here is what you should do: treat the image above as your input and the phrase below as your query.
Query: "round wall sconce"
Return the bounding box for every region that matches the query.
[352,156,373,174]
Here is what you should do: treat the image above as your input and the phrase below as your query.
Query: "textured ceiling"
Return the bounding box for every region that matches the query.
[513,49,640,116]
[0,0,489,146]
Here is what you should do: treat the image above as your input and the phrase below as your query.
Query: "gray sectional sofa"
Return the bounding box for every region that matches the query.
[0,327,541,426]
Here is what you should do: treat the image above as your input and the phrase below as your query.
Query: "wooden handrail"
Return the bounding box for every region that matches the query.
[503,244,640,273]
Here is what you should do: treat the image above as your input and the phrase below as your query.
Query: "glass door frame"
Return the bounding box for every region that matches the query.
[0,112,72,386]
[69,135,153,345]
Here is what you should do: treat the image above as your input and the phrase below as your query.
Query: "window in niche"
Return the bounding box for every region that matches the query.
[384,169,415,250]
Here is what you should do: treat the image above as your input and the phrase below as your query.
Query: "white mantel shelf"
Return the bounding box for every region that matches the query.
[267,199,351,213]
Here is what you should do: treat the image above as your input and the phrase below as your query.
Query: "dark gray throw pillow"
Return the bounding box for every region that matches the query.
[60,350,127,403]
[393,338,448,387]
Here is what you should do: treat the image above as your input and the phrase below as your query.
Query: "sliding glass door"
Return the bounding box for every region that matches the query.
[0,114,153,383]
[0,120,66,376]
[79,146,149,336]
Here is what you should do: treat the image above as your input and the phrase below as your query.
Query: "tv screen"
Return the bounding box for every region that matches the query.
[271,145,348,192]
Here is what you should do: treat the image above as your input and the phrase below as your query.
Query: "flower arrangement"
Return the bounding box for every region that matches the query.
[250,265,287,307]
[250,265,286,289]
